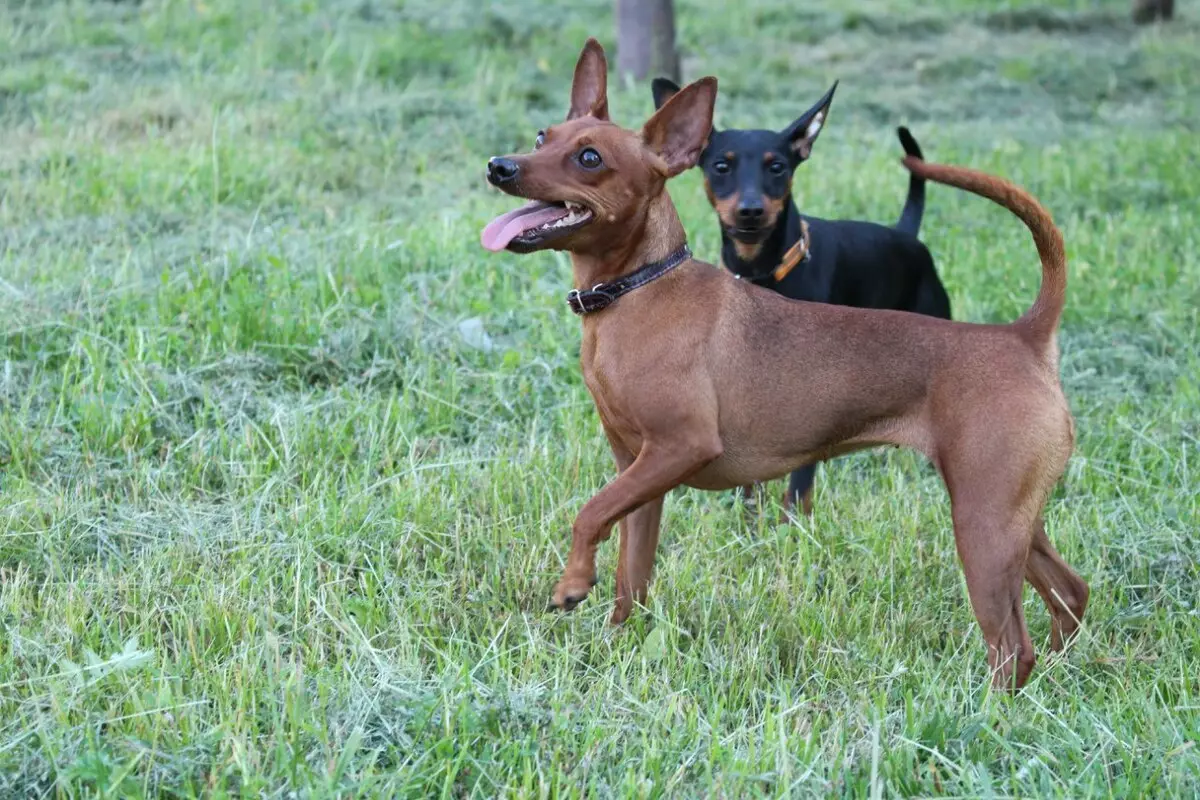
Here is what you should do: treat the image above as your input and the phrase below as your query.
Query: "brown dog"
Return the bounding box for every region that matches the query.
[481,39,1088,691]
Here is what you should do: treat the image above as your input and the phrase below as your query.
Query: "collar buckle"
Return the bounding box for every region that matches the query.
[567,287,615,315]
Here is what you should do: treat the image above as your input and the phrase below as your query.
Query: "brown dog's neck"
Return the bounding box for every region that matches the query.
[569,191,686,289]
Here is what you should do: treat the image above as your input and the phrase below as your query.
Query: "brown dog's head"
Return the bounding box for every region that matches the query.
[481,39,716,256]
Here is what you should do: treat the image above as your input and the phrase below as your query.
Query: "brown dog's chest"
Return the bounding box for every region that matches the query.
[579,330,648,457]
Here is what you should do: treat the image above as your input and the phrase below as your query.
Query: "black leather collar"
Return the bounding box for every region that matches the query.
[567,245,692,315]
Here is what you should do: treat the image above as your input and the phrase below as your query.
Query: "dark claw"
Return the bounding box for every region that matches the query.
[547,595,584,613]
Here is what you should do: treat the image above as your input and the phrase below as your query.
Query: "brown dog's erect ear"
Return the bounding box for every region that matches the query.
[783,81,838,162]
[642,76,717,178]
[567,38,609,121]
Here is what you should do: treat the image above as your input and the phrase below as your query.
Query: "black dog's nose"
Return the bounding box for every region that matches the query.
[487,157,519,186]
[736,203,765,222]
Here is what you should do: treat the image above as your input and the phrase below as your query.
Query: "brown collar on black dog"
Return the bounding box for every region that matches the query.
[772,220,811,282]
[737,220,811,284]
[567,245,692,315]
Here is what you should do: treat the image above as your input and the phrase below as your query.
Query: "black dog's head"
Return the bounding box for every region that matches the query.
[651,79,836,262]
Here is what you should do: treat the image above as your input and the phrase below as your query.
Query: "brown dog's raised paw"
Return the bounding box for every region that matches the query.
[549,573,597,612]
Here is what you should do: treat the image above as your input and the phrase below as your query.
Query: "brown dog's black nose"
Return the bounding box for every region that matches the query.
[487,157,519,186]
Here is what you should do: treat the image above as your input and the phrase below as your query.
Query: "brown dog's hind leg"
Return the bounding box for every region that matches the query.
[945,446,1047,691]
[611,496,665,625]
[1024,518,1089,651]
[953,510,1037,692]
[941,396,1074,691]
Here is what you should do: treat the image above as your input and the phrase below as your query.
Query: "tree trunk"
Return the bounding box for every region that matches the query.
[1132,0,1174,24]
[615,0,680,84]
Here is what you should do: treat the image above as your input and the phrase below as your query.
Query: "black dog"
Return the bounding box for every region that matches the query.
[651,79,952,516]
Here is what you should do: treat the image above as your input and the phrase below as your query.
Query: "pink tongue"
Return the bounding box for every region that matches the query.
[481,201,569,251]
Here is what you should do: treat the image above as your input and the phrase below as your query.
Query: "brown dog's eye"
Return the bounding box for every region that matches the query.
[578,147,603,169]
[535,131,545,149]
[713,160,731,175]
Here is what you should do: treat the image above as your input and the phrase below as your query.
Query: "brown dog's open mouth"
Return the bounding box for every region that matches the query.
[481,200,593,252]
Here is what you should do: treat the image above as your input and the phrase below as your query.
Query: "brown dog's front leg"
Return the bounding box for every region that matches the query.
[591,434,663,624]
[611,496,664,624]
[550,439,720,613]
[602,434,666,625]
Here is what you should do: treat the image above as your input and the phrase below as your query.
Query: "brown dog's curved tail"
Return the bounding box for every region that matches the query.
[901,156,1065,347]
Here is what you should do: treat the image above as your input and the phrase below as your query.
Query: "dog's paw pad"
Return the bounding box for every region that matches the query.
[549,576,595,612]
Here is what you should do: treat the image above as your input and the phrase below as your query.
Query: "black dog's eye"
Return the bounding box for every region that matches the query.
[534,130,545,149]
[713,160,731,175]
[767,160,787,175]
[578,147,603,169]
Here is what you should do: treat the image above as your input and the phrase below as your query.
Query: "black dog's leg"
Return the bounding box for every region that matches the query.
[916,276,952,320]
[910,252,952,320]
[783,463,817,517]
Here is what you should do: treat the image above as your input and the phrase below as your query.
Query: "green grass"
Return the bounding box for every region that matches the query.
[1,0,1198,795]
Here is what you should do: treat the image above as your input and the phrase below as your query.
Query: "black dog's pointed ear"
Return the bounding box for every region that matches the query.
[651,77,682,110]
[782,81,837,162]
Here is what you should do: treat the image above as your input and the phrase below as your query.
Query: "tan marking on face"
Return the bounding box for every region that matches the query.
[761,193,786,230]
[708,182,741,232]
[733,239,763,261]
[757,164,792,230]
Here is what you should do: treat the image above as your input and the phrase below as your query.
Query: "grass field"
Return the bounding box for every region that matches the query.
[1,0,1198,795]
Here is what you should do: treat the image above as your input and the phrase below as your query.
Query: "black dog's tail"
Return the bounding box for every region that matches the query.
[894,127,925,236]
